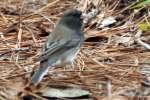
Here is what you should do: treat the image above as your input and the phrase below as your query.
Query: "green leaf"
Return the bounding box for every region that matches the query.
[132,0,150,9]
[139,23,150,31]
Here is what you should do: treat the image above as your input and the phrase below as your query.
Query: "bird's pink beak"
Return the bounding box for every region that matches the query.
[80,13,86,19]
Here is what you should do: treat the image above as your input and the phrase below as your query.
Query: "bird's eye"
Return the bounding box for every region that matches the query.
[72,12,82,17]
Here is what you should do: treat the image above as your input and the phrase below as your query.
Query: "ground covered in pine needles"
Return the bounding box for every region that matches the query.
[0,0,150,100]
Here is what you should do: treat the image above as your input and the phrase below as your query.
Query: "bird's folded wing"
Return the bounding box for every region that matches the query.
[38,39,80,61]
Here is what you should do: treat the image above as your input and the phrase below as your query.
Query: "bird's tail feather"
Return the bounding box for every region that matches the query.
[30,60,49,84]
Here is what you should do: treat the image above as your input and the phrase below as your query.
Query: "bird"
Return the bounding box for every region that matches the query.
[30,9,85,85]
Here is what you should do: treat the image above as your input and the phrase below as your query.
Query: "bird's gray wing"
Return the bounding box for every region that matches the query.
[39,38,81,61]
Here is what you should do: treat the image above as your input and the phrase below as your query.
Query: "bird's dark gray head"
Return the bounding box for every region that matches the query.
[63,9,82,19]
[58,10,83,31]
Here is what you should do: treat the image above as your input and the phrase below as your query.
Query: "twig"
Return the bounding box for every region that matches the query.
[135,30,150,50]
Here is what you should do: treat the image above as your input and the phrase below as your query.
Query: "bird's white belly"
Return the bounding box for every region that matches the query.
[65,48,80,63]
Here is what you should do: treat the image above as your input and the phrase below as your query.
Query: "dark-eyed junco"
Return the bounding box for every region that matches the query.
[30,9,85,85]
